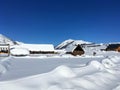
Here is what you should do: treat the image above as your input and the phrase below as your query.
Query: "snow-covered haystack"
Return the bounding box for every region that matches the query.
[10,48,30,56]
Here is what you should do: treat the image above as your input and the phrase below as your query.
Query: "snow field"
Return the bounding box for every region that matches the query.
[0,55,120,90]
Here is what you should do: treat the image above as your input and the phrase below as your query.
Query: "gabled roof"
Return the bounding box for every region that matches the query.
[65,40,86,52]
[18,44,55,51]
[65,44,83,52]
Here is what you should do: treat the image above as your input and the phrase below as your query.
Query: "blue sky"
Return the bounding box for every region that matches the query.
[0,0,120,45]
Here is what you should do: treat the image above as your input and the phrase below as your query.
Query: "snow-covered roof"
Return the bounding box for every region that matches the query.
[56,39,74,49]
[65,41,86,52]
[72,40,91,45]
[19,44,55,51]
[0,44,9,48]
[56,39,92,49]
[65,45,76,52]
[10,48,30,55]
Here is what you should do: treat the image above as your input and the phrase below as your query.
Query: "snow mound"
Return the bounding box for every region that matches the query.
[10,48,30,56]
[0,57,11,75]
[102,58,116,68]
[88,61,104,70]
[113,85,120,90]
[0,64,6,75]
[109,56,120,63]
[0,54,120,90]
[52,65,76,78]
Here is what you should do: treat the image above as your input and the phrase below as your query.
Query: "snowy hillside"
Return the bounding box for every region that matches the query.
[56,39,92,49]
[0,34,16,45]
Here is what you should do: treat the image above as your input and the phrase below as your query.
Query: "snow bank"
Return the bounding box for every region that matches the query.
[0,55,120,90]
[89,61,104,70]
[10,48,30,56]
[113,85,120,90]
[102,58,116,68]
[51,65,76,78]
[0,57,11,76]
[0,64,6,74]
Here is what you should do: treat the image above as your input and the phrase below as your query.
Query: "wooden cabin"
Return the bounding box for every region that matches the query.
[0,44,10,56]
[66,44,84,56]
[106,44,120,52]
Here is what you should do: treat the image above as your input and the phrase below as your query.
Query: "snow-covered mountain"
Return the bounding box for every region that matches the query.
[56,39,92,49]
[0,34,17,45]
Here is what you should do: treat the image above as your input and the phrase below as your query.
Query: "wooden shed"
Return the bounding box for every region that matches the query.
[106,44,120,52]
[66,44,84,56]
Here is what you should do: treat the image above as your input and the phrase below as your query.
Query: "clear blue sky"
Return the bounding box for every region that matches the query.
[0,0,120,45]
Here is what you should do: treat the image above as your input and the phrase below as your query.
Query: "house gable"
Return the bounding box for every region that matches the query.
[72,44,84,56]
[74,44,84,51]
[66,44,84,56]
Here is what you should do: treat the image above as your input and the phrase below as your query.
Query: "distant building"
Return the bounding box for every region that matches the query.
[66,44,84,56]
[0,44,10,56]
[18,44,55,54]
[106,44,120,52]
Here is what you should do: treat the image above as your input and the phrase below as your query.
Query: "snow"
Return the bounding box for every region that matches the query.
[1,35,120,90]
[0,53,120,90]
[19,44,54,51]
[55,39,74,49]
[52,65,76,78]
[0,34,15,45]
[0,64,6,75]
[10,48,30,56]
[56,39,92,49]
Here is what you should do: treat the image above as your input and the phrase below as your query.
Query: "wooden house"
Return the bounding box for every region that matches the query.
[66,44,84,56]
[106,44,120,52]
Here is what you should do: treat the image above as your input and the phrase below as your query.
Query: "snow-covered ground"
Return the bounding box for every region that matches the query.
[0,52,120,90]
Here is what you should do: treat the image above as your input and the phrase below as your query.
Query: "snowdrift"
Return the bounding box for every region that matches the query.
[0,56,120,90]
[10,48,30,56]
